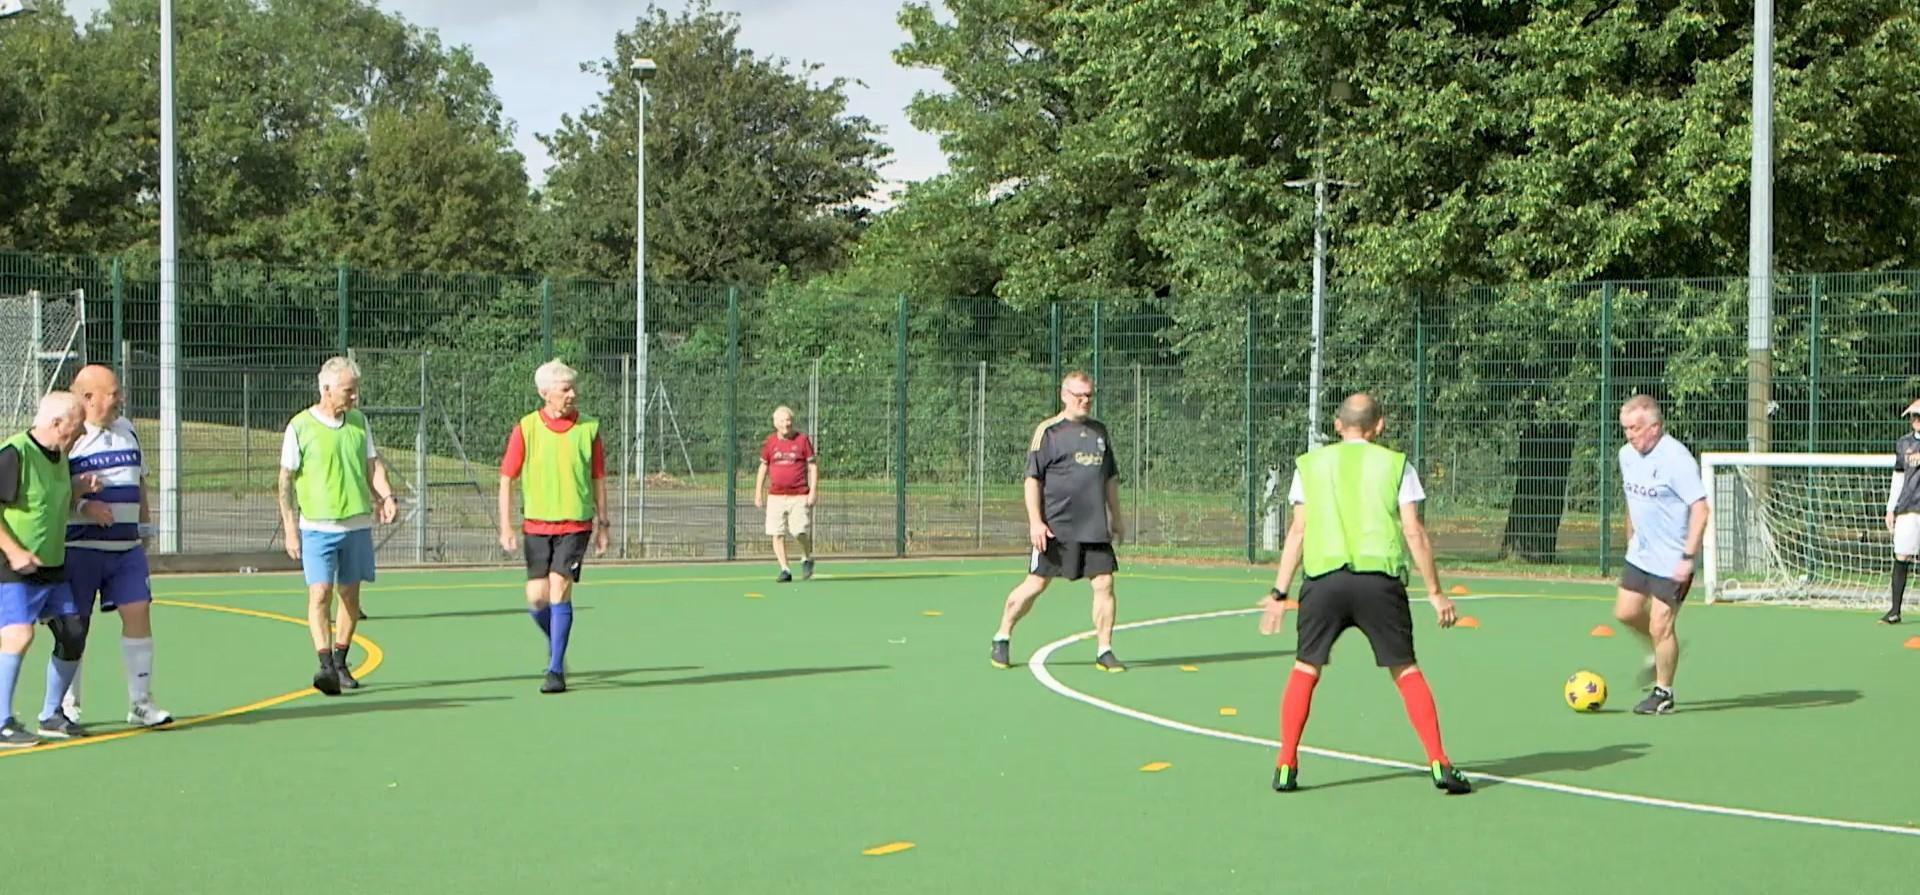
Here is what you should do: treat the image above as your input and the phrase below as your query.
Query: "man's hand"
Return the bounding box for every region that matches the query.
[1672,557,1696,600]
[1028,520,1054,553]
[499,529,518,554]
[283,527,301,560]
[78,500,113,526]
[1109,515,1126,545]
[376,494,399,525]
[1888,512,1898,533]
[593,522,610,557]
[5,548,41,575]
[754,492,765,509]
[1258,592,1296,636]
[1427,590,1458,628]
[804,492,817,508]
[71,472,103,496]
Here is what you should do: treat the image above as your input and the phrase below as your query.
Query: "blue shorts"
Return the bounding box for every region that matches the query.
[65,547,153,614]
[0,580,82,627]
[300,528,377,587]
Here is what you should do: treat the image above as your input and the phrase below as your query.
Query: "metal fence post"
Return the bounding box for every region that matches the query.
[540,277,554,360]
[1807,274,1822,452]
[725,287,740,560]
[620,352,632,559]
[1244,297,1256,564]
[1413,293,1427,480]
[414,350,429,563]
[335,264,350,355]
[895,294,909,558]
[1598,282,1614,576]
[110,257,124,369]
[1091,299,1102,419]
[1049,302,1062,389]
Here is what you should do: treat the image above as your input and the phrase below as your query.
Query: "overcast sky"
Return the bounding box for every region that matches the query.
[63,0,952,189]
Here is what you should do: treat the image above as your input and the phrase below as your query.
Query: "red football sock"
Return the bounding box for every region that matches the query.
[1395,669,1449,765]
[1277,667,1319,767]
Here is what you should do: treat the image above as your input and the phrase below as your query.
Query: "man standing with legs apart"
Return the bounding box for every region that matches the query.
[1258,393,1469,794]
[990,371,1127,672]
[0,393,89,746]
[1878,399,1920,625]
[499,360,608,694]
[1614,394,1707,715]
[58,365,172,728]
[279,357,398,696]
[754,406,817,583]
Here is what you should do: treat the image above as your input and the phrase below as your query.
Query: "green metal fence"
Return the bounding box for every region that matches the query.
[5,248,1920,572]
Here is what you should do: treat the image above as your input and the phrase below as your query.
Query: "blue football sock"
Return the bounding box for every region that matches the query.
[548,602,573,674]
[42,657,79,722]
[530,604,553,637]
[0,651,22,722]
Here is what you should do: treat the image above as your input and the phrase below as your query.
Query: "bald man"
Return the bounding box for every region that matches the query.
[59,365,172,728]
[0,392,89,746]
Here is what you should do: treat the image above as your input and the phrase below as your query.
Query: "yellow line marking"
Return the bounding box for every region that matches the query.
[861,841,916,857]
[1139,761,1172,772]
[0,598,382,759]
[1218,707,1238,716]
[921,610,943,617]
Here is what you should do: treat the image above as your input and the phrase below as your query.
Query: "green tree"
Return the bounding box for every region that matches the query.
[534,1,889,287]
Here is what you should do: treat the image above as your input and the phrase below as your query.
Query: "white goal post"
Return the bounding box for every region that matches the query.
[1701,451,1897,605]
[1,288,87,432]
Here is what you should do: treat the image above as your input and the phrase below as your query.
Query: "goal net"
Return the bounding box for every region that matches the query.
[0,289,87,432]
[1701,452,1896,605]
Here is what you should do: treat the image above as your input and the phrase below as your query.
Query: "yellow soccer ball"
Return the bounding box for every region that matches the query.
[1565,670,1607,712]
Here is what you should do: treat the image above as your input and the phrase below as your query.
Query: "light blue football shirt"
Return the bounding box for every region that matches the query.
[1618,433,1707,576]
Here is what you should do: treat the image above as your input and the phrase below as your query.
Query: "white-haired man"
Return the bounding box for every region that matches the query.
[0,392,89,746]
[753,405,817,583]
[279,356,397,696]
[499,359,607,694]
[1615,394,1707,715]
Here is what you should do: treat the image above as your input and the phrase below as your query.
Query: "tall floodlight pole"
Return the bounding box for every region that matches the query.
[158,0,182,552]
[1285,169,1355,451]
[1748,0,1774,454]
[632,57,657,552]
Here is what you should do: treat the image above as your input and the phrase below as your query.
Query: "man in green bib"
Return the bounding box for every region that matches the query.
[278,357,398,696]
[1257,393,1470,794]
[498,360,607,694]
[0,392,89,746]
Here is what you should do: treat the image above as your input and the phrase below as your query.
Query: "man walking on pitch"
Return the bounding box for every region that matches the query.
[57,365,173,728]
[1879,399,1920,625]
[753,405,817,583]
[499,360,608,694]
[990,371,1127,672]
[279,357,397,696]
[1257,393,1469,794]
[1614,394,1707,714]
[0,392,89,746]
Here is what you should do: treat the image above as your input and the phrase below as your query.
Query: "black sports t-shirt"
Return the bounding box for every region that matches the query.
[1025,416,1117,543]
[0,437,68,585]
[1894,434,1920,515]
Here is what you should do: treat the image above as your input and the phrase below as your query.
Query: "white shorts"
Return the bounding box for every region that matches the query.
[766,494,812,538]
[1896,514,1920,558]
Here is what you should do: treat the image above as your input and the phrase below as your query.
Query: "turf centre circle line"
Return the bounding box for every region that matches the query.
[0,598,384,760]
[1027,602,1920,839]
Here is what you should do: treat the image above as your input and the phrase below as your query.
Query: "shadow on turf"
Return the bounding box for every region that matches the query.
[808,573,962,583]
[1130,649,1293,669]
[363,666,703,695]
[1677,689,1862,713]
[1292,742,1654,793]
[185,694,515,728]
[580,664,890,690]
[358,607,598,621]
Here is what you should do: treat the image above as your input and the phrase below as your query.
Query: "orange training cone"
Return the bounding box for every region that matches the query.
[1590,624,1615,637]
[1456,616,1480,628]
[1448,585,1470,595]
[1904,636,1920,650]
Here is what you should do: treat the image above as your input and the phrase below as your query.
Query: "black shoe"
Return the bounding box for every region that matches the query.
[0,717,39,749]
[1633,687,1675,715]
[1879,609,1902,625]
[802,558,815,580]
[541,671,567,694]
[1272,764,1298,792]
[777,569,793,583]
[333,647,360,690]
[355,609,369,620]
[312,668,342,697]
[1430,762,1472,794]
[35,711,89,740]
[1095,650,1127,673]
[990,638,1012,669]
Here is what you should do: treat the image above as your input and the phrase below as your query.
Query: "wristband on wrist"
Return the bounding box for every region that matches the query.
[1269,587,1288,602]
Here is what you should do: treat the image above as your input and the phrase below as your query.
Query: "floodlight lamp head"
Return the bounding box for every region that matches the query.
[0,1,40,21]
[631,57,658,82]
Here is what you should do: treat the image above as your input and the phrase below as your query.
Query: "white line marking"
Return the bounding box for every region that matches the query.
[1029,606,1920,839]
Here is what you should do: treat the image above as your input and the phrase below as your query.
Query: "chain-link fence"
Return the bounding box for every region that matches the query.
[5,249,1919,573]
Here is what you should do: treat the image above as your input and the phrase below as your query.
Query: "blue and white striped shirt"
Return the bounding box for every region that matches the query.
[67,418,146,552]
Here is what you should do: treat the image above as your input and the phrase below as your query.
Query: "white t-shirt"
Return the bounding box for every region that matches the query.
[280,407,379,532]
[1287,440,1426,506]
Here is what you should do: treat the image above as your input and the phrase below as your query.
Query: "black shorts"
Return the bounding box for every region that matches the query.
[1295,569,1416,668]
[526,532,590,581]
[1621,562,1689,607]
[1030,539,1118,581]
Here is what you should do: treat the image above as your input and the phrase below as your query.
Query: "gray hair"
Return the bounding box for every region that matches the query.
[1334,392,1382,431]
[535,359,578,393]
[33,391,82,427]
[318,356,362,390]
[1620,393,1662,423]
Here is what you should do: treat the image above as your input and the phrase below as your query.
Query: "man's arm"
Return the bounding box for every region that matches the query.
[805,459,820,507]
[591,440,610,555]
[1401,501,1457,627]
[369,456,398,524]
[754,462,768,508]
[1025,475,1051,553]
[498,474,517,552]
[1673,498,1708,586]
[1259,511,1306,636]
[277,467,300,559]
[1104,475,1123,543]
